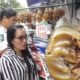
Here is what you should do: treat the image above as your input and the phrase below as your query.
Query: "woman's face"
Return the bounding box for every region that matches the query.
[12,28,27,52]
[3,16,16,28]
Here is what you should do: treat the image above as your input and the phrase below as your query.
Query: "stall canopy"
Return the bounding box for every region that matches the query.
[26,0,49,6]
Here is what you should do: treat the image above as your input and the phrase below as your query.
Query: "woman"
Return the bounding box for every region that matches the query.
[0,8,17,55]
[0,24,39,80]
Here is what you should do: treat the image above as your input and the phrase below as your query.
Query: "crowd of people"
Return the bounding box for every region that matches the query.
[0,8,45,80]
[0,7,66,80]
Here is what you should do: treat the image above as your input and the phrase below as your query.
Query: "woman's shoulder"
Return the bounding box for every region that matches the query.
[0,48,15,60]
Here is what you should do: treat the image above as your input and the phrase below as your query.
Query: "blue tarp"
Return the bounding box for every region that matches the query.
[26,0,49,6]
[33,37,48,54]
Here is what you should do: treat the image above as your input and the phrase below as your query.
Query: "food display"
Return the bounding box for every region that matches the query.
[45,25,80,80]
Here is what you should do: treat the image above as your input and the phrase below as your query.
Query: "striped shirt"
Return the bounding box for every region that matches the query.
[0,48,39,80]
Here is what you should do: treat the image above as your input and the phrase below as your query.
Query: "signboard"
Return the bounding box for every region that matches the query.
[36,21,51,40]
[36,25,48,39]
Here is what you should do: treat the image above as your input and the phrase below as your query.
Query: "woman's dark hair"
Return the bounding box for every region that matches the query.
[7,24,23,48]
[0,8,17,20]
[0,8,4,20]
[7,24,37,80]
[3,8,17,18]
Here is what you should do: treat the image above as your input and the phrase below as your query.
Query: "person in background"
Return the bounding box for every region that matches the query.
[0,24,39,80]
[0,8,17,57]
[36,9,43,26]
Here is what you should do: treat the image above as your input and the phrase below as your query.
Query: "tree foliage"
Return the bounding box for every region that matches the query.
[0,0,22,8]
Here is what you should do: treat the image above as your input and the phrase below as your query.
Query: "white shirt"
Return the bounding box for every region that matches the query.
[0,26,7,52]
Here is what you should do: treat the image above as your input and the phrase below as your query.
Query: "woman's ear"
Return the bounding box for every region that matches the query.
[3,16,8,20]
[12,40,14,45]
